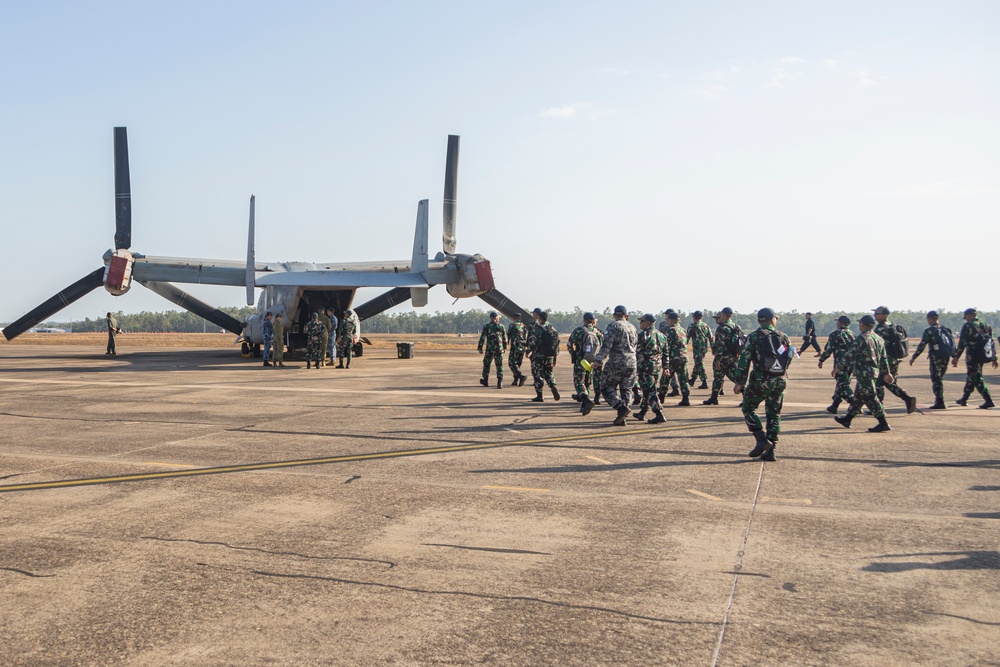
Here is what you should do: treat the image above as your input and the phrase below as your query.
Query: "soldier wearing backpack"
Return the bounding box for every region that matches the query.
[686,311,713,389]
[833,315,894,432]
[526,310,561,403]
[873,306,918,414]
[818,315,856,414]
[951,308,997,409]
[734,308,792,461]
[568,313,603,404]
[506,318,529,386]
[910,310,954,409]
[704,307,744,405]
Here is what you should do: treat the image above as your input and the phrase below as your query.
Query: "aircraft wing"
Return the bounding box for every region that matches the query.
[255,272,429,288]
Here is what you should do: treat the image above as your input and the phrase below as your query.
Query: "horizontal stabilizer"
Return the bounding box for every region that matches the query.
[256,271,430,288]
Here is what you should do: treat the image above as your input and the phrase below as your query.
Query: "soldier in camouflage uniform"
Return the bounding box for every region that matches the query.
[477,311,507,389]
[262,311,274,367]
[909,310,951,410]
[526,310,560,402]
[272,313,285,367]
[506,318,529,386]
[734,308,792,461]
[817,315,855,413]
[590,305,638,424]
[633,314,669,424]
[567,313,603,403]
[336,309,358,368]
[305,312,325,369]
[686,311,712,389]
[951,307,997,409]
[704,307,742,405]
[833,315,893,432]
[658,309,681,399]
[317,309,332,366]
[664,312,691,406]
[873,306,918,414]
[106,312,121,355]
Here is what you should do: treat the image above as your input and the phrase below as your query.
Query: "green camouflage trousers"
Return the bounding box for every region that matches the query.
[531,356,557,392]
[846,367,885,419]
[508,346,526,378]
[712,357,739,393]
[665,357,690,395]
[638,368,663,412]
[929,356,949,402]
[741,375,786,442]
[482,349,503,381]
[962,360,993,400]
[876,356,906,402]
[690,347,708,384]
[573,361,595,398]
[832,369,855,403]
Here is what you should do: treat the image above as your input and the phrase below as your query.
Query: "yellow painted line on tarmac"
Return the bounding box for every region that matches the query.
[584,455,613,465]
[0,420,720,494]
[686,489,723,501]
[482,485,550,493]
[760,496,813,506]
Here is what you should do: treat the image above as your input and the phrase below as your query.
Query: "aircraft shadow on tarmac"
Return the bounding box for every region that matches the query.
[0,349,257,373]
[863,550,1000,573]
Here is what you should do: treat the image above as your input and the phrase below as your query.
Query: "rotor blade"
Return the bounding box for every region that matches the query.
[442,135,459,255]
[246,195,255,306]
[478,288,533,325]
[113,127,131,250]
[139,281,244,335]
[2,268,106,341]
[353,287,412,321]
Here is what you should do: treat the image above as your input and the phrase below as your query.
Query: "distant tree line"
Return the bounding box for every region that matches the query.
[8,307,998,337]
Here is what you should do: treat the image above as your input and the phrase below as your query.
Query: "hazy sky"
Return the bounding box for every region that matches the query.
[2,1,997,324]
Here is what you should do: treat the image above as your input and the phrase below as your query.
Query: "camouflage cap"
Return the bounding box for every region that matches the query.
[614,305,627,315]
[583,312,595,321]
[757,307,777,320]
[874,306,890,315]
[964,307,977,316]
[837,315,851,325]
[926,310,939,318]
[859,315,877,326]
[641,313,656,323]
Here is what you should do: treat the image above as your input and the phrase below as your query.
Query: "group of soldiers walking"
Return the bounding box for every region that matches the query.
[476,305,998,462]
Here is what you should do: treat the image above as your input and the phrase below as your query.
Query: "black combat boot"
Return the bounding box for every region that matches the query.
[748,430,770,457]
[904,394,918,414]
[479,378,488,387]
[510,377,519,387]
[979,396,995,409]
[929,397,947,409]
[834,414,853,428]
[760,442,777,461]
[551,387,561,401]
[631,390,641,406]
[594,392,601,405]
[719,387,725,396]
[263,361,271,367]
[632,409,647,421]
[826,399,841,414]
[678,394,691,407]
[703,392,719,405]
[517,375,527,387]
[613,404,630,426]
[531,392,544,403]
[657,389,667,404]
[956,394,969,406]
[306,361,312,369]
[698,380,709,390]
[667,387,680,398]
[336,362,344,369]
[868,416,891,432]
[647,410,666,424]
[580,397,595,416]
[497,378,503,389]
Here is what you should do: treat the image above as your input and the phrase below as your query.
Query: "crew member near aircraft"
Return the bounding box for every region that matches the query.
[590,305,638,424]
[506,317,528,386]
[325,307,339,366]
[834,315,893,432]
[802,313,822,356]
[526,310,560,402]
[272,313,286,367]
[318,308,333,367]
[336,310,358,369]
[734,308,792,461]
[951,307,997,409]
[262,312,274,367]
[305,312,324,369]
[105,312,121,355]
[478,311,507,389]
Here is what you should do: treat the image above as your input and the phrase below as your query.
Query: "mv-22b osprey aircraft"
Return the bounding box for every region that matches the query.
[2,128,534,353]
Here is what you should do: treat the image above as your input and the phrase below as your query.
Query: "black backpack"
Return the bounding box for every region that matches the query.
[535,325,558,357]
[972,325,996,363]
[757,330,791,377]
[725,324,747,356]
[929,326,955,360]
[883,324,909,359]
[578,328,600,363]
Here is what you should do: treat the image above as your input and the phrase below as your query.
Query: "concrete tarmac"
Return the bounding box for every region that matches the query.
[0,344,998,666]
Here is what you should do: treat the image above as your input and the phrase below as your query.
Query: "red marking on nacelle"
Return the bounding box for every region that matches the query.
[474,260,494,293]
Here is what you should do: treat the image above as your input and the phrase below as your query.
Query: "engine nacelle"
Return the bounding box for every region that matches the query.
[103,249,134,296]
[446,253,495,299]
